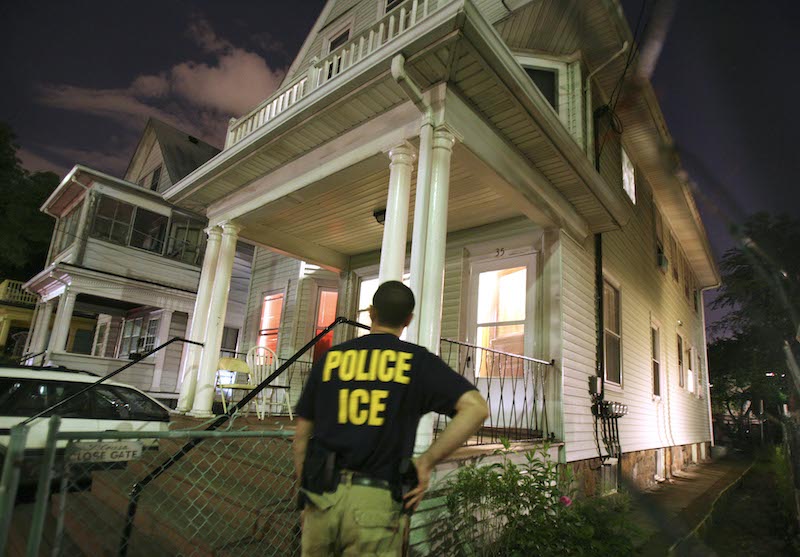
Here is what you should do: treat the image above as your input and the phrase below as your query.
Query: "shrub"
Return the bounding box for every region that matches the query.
[443,440,639,556]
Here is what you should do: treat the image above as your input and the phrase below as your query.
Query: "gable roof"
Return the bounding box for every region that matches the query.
[124,118,221,186]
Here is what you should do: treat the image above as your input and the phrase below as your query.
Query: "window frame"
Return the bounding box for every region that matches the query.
[677,334,685,389]
[149,165,162,191]
[257,289,287,356]
[323,16,355,55]
[651,323,661,398]
[603,277,623,386]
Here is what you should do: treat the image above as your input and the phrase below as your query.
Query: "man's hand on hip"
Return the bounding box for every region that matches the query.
[403,454,433,511]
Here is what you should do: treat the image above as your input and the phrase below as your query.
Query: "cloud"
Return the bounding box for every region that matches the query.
[17,148,70,176]
[43,145,132,176]
[36,16,285,145]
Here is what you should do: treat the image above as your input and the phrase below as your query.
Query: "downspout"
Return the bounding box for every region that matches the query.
[391,54,434,344]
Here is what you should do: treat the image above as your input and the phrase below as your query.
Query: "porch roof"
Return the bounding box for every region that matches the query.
[163,1,630,241]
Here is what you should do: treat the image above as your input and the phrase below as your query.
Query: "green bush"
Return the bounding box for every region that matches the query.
[444,440,639,556]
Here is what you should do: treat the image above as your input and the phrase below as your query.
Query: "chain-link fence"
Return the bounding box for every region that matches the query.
[2,417,298,556]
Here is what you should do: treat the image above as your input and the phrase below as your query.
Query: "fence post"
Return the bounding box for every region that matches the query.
[0,424,30,553]
[26,416,61,557]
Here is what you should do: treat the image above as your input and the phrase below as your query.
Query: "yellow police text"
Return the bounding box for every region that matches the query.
[321,349,412,384]
[338,388,389,425]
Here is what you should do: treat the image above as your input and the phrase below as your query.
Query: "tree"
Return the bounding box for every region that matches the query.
[0,123,60,281]
[709,213,800,438]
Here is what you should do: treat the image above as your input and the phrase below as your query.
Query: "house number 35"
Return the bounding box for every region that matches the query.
[495,248,505,257]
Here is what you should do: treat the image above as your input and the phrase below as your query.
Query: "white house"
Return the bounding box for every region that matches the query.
[158,0,717,489]
[23,119,253,402]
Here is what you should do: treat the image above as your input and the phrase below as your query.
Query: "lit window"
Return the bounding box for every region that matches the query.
[356,276,410,337]
[677,335,685,388]
[313,289,339,362]
[651,326,660,397]
[603,280,621,384]
[475,267,526,377]
[622,148,636,203]
[258,292,284,355]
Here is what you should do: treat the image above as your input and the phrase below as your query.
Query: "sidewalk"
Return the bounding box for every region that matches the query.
[631,455,754,556]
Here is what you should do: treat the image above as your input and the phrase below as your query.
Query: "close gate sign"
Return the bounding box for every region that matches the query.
[67,441,143,463]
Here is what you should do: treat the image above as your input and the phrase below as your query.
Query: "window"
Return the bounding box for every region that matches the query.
[93,385,169,421]
[677,335,685,388]
[118,315,159,358]
[55,202,83,254]
[684,262,692,302]
[669,234,679,282]
[356,276,410,336]
[651,326,661,397]
[149,166,161,191]
[696,350,704,395]
[130,208,168,254]
[0,379,91,418]
[313,289,339,362]
[654,208,667,273]
[523,67,558,110]
[92,196,135,245]
[385,0,404,12]
[603,280,622,385]
[221,327,239,357]
[622,148,636,203]
[92,323,108,357]
[475,266,527,375]
[328,29,350,53]
[166,214,205,265]
[258,292,284,355]
[687,347,695,393]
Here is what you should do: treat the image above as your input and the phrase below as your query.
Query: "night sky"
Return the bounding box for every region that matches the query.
[1,1,797,329]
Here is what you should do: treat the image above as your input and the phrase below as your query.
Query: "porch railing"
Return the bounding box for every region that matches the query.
[0,279,37,306]
[225,0,449,148]
[437,338,554,445]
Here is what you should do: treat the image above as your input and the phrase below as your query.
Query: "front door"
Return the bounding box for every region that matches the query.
[466,252,536,432]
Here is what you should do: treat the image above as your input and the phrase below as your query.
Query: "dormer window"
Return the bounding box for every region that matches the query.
[523,67,558,111]
[328,29,350,53]
[385,0,404,13]
[150,165,161,192]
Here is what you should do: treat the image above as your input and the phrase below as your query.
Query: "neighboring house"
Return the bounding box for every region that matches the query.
[23,119,253,402]
[163,0,717,492]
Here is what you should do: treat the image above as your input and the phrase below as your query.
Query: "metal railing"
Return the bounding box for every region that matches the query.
[225,0,450,148]
[0,279,37,305]
[436,338,554,445]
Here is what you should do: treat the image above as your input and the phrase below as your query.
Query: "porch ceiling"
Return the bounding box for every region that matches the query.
[237,144,524,258]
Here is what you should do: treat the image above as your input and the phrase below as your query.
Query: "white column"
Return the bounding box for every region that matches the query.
[177,227,223,412]
[378,143,415,283]
[48,290,77,353]
[30,301,54,356]
[189,222,241,417]
[415,127,455,455]
[150,309,174,392]
[407,121,434,344]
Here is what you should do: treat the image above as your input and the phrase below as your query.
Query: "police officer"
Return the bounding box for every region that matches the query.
[293,280,489,556]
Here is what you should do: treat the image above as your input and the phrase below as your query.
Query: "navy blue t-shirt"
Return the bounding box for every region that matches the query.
[295,333,476,482]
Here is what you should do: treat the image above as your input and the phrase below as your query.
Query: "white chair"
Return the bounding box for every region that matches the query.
[246,346,293,420]
[215,356,263,418]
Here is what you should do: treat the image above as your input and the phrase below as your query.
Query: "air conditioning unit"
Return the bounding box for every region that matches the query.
[657,252,669,273]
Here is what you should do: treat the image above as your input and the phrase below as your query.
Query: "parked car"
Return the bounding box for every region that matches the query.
[0,366,172,483]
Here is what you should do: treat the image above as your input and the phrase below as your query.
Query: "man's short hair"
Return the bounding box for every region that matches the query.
[372,281,415,327]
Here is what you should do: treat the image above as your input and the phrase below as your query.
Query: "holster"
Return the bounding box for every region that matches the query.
[394,458,419,515]
[298,438,339,510]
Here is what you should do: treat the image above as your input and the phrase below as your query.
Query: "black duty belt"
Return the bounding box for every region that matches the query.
[341,471,392,491]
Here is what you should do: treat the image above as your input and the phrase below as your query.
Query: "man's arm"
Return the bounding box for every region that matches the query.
[293,417,314,481]
[403,390,488,510]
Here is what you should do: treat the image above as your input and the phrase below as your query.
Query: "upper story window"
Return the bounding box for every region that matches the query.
[327,28,350,54]
[385,0,404,13]
[651,325,661,397]
[130,208,168,254]
[166,214,206,265]
[149,166,161,191]
[669,233,679,282]
[654,207,668,273]
[524,67,558,111]
[55,201,83,254]
[677,334,685,388]
[92,196,135,245]
[622,147,636,203]
[603,279,622,385]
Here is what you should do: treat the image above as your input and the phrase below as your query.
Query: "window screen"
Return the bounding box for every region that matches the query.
[92,196,134,245]
[129,208,168,253]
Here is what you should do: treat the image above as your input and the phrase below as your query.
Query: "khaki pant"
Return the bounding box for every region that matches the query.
[301,476,408,556]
